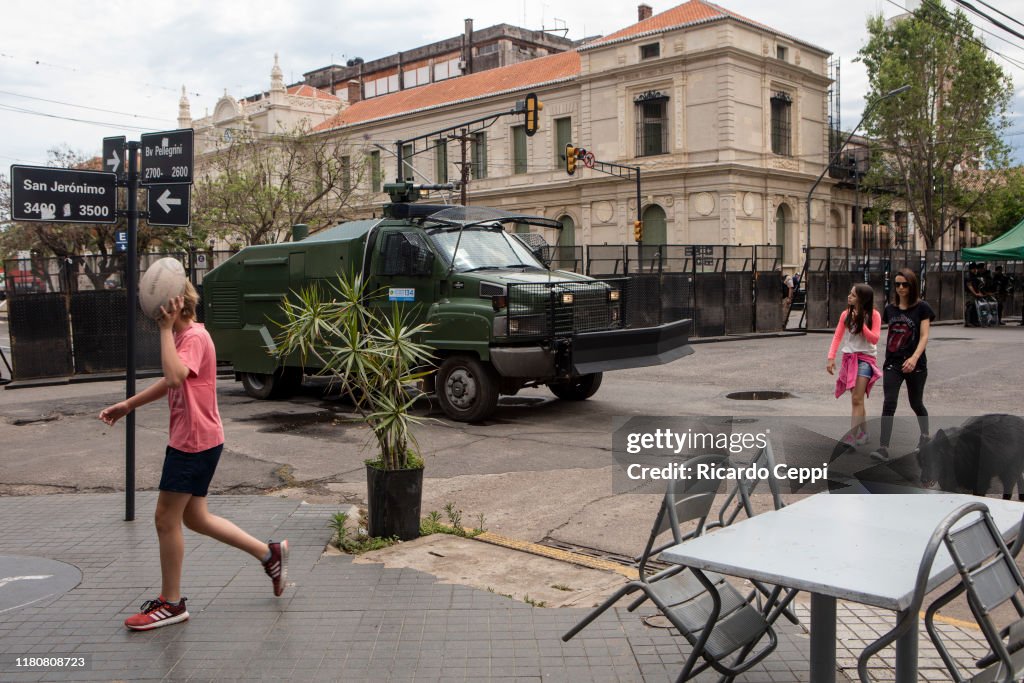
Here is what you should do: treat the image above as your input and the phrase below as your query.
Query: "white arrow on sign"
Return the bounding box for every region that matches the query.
[106,149,121,174]
[156,189,182,214]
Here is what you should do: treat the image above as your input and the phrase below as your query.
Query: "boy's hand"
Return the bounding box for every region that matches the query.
[157,296,184,330]
[99,401,130,426]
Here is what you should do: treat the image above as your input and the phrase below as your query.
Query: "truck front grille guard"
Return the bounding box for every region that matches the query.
[505,279,628,337]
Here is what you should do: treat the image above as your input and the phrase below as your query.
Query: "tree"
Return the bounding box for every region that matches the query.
[0,146,160,290]
[858,0,1013,249]
[966,167,1024,238]
[191,120,365,247]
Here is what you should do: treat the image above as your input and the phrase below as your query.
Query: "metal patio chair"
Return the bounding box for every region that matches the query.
[652,443,798,626]
[925,503,1024,683]
[699,442,786,536]
[857,502,1024,682]
[563,453,798,682]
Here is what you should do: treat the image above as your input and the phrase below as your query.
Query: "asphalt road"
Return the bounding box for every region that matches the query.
[1,322,1022,559]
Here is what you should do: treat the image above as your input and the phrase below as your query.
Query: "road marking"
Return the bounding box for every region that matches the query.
[0,592,57,615]
[0,575,53,589]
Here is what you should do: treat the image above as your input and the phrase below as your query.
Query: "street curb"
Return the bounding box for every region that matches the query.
[465,528,979,631]
[3,367,235,390]
[471,530,637,579]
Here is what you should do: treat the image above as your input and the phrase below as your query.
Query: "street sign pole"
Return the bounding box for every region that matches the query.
[124,140,140,522]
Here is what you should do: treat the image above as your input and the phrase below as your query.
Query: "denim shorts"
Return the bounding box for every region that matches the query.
[159,444,223,497]
[856,360,873,378]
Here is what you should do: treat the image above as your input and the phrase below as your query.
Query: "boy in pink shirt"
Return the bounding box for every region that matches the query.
[100,282,288,631]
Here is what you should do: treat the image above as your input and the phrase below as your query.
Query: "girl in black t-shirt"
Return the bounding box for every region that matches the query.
[870,269,935,461]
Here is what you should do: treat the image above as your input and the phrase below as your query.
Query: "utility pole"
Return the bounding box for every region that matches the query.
[450,128,471,206]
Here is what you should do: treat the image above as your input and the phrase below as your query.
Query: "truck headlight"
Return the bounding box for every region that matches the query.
[507,315,546,336]
[560,292,574,305]
[608,289,621,302]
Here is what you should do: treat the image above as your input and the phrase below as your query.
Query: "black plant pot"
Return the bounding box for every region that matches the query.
[366,464,423,541]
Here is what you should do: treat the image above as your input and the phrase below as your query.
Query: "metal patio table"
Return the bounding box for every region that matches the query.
[659,492,1024,683]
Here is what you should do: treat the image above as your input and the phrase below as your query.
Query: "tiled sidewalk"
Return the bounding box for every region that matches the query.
[0,493,987,682]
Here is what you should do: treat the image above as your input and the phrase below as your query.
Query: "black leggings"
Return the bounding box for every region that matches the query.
[879,365,929,447]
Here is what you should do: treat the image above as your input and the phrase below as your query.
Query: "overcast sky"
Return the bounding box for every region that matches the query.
[2,0,1024,168]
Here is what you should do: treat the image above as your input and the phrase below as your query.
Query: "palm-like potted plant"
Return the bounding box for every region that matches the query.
[275,273,434,540]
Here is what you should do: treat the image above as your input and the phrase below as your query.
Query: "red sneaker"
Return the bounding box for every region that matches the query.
[263,540,288,597]
[124,596,188,631]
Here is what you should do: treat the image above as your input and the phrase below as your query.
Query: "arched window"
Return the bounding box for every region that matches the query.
[642,205,667,245]
[775,204,794,265]
[557,215,575,248]
[556,215,576,270]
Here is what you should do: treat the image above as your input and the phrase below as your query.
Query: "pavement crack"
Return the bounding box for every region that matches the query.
[542,489,623,540]
[8,414,60,426]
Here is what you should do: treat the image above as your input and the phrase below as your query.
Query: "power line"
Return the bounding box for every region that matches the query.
[0,102,159,132]
[884,0,1024,72]
[0,89,173,123]
[953,0,1024,45]
[951,3,1024,56]
[0,153,47,165]
[0,51,202,99]
[970,0,1024,31]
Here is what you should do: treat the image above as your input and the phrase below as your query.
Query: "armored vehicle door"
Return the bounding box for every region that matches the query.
[367,227,437,325]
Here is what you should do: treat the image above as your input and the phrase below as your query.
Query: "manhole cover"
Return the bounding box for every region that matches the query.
[726,391,792,400]
[0,556,81,615]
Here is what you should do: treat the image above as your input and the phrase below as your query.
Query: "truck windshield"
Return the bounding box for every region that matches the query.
[427,227,546,272]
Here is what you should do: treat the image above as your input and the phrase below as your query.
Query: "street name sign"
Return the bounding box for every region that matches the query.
[139,128,194,186]
[146,184,191,227]
[103,136,127,180]
[10,165,117,224]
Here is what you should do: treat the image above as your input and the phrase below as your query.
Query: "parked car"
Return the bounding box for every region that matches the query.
[5,270,47,295]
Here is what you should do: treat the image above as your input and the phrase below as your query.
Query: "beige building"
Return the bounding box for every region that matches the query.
[181,54,344,156]
[182,1,958,265]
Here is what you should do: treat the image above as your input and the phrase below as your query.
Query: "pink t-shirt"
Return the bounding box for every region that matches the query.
[167,322,224,453]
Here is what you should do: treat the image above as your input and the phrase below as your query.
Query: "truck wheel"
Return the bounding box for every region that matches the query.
[241,368,302,400]
[436,355,499,422]
[549,373,603,401]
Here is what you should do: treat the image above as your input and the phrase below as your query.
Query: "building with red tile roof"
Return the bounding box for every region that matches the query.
[182,55,344,154]
[186,2,929,261]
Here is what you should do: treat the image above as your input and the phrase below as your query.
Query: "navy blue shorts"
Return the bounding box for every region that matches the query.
[159,444,223,497]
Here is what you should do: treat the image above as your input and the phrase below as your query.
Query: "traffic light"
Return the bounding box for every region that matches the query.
[524,93,542,136]
[565,144,576,175]
[633,220,643,242]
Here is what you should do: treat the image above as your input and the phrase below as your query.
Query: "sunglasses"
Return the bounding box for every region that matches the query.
[894,281,910,288]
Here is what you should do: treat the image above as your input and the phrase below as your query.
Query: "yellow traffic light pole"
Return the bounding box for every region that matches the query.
[561,146,645,268]
[393,93,544,188]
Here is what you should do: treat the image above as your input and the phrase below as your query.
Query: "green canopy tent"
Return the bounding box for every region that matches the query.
[962,217,1024,261]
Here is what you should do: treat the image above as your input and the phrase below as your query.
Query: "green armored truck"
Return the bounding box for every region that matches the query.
[202,184,692,422]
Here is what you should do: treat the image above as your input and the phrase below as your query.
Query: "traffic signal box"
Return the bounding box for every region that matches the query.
[565,144,577,175]
[524,94,542,136]
[633,220,643,242]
